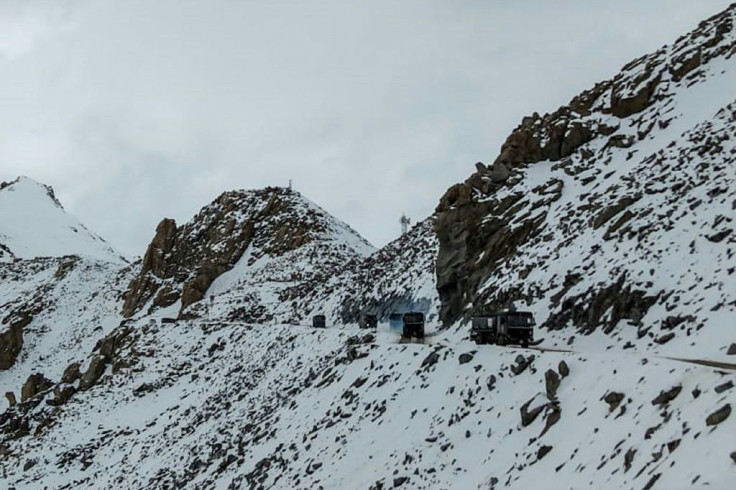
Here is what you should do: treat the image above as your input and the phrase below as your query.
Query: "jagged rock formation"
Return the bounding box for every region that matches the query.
[122,186,375,319]
[436,4,736,361]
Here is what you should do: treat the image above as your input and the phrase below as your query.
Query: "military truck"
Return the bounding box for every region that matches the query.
[402,312,425,339]
[360,314,378,329]
[470,311,535,347]
[312,315,326,328]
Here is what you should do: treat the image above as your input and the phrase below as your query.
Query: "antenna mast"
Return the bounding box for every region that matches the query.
[399,213,411,235]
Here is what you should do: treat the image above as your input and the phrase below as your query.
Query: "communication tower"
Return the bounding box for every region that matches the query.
[400,213,411,235]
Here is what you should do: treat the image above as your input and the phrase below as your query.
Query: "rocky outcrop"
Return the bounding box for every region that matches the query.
[0,322,24,371]
[434,5,736,329]
[0,313,33,371]
[122,187,371,319]
[20,374,54,403]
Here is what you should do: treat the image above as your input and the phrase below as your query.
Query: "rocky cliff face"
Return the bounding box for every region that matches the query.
[435,4,736,360]
[122,186,375,319]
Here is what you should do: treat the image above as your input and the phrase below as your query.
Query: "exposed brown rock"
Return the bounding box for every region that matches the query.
[0,314,30,371]
[5,392,16,407]
[61,363,81,384]
[79,355,108,390]
[20,373,54,402]
[706,404,731,426]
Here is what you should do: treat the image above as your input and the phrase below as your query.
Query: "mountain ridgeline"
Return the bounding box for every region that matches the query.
[1,5,735,489]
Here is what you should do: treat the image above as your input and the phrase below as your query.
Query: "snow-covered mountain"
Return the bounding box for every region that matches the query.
[0,177,125,264]
[121,186,376,322]
[1,5,735,490]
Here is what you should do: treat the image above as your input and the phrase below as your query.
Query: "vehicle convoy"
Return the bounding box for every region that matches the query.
[312,315,326,328]
[470,311,536,347]
[401,312,425,340]
[360,314,378,329]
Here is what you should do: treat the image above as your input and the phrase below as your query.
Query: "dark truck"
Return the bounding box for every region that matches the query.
[312,315,326,328]
[402,312,425,339]
[470,311,535,347]
[360,314,378,329]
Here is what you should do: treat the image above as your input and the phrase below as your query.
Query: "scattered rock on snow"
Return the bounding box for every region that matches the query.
[545,369,561,399]
[511,355,535,375]
[714,381,733,394]
[728,344,736,355]
[537,445,553,460]
[604,391,625,412]
[421,351,440,369]
[458,352,474,365]
[651,385,682,405]
[705,404,731,426]
[558,360,570,377]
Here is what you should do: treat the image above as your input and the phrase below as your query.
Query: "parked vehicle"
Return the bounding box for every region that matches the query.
[402,312,425,339]
[312,315,326,328]
[470,311,535,347]
[361,314,378,329]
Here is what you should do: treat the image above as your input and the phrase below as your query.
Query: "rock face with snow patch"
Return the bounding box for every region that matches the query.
[435,6,736,359]
[122,186,375,319]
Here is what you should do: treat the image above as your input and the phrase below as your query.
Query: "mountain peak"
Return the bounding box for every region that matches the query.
[122,185,375,318]
[0,176,124,263]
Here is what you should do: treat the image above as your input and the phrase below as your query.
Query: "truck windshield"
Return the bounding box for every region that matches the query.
[508,315,533,326]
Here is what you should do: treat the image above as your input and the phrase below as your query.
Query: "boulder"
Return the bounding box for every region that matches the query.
[558,360,570,377]
[705,404,731,427]
[651,385,682,406]
[458,352,474,365]
[421,351,440,369]
[511,355,535,375]
[21,373,54,402]
[61,362,81,384]
[47,384,77,406]
[604,391,625,412]
[728,343,736,355]
[714,381,733,394]
[520,395,549,427]
[5,392,16,407]
[545,369,561,399]
[79,355,108,390]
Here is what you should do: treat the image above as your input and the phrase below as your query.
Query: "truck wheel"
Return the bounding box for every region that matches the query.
[497,334,507,346]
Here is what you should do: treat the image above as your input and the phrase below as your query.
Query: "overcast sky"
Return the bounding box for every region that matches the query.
[0,0,731,257]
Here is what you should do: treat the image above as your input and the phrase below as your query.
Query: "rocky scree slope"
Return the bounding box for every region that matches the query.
[122,186,375,322]
[436,5,736,360]
[0,177,131,391]
[0,318,734,489]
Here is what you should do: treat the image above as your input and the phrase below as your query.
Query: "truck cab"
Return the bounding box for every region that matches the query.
[470,311,535,347]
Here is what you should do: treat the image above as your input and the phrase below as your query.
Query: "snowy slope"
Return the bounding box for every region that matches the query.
[0,256,134,400]
[436,5,736,361]
[1,5,736,490]
[0,177,125,264]
[0,319,733,489]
